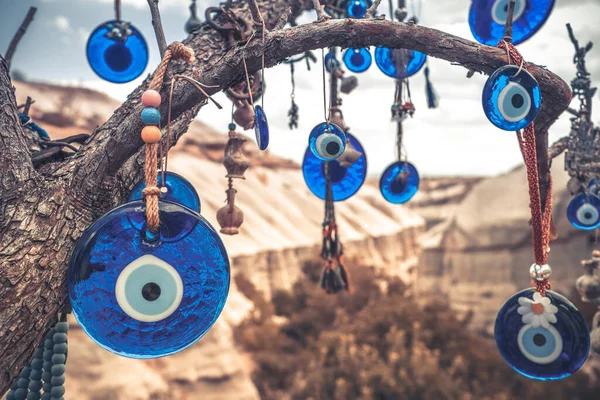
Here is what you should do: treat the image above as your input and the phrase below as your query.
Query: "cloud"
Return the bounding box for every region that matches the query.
[53,16,71,32]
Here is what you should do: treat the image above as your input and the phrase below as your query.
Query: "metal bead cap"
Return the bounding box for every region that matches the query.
[529,263,552,281]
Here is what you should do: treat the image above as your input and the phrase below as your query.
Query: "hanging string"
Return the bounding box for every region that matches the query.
[115,0,121,21]
[321,48,330,127]
[241,31,257,110]
[498,39,554,295]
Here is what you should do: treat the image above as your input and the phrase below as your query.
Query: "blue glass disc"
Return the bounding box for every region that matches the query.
[495,288,589,380]
[346,0,371,18]
[86,20,149,83]
[343,48,372,73]
[482,65,542,131]
[302,132,367,201]
[374,47,427,79]
[254,105,269,151]
[308,122,347,161]
[469,0,555,46]
[566,193,600,231]
[324,52,340,73]
[379,161,419,204]
[128,171,201,213]
[68,200,230,359]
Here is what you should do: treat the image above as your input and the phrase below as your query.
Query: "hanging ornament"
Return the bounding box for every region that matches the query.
[129,171,201,213]
[379,161,420,204]
[423,64,439,109]
[308,122,347,161]
[185,0,202,34]
[375,47,427,79]
[343,48,372,73]
[482,65,542,131]
[469,0,555,46]
[576,251,600,302]
[254,105,269,151]
[288,63,299,129]
[566,193,600,231]
[345,0,372,18]
[86,17,148,83]
[324,51,340,73]
[303,132,367,201]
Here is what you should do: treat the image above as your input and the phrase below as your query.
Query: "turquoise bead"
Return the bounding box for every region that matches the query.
[17,378,29,389]
[50,364,65,376]
[44,340,53,350]
[50,386,65,397]
[54,322,68,333]
[26,392,41,400]
[6,390,15,400]
[51,354,65,364]
[19,366,31,378]
[31,359,43,370]
[141,107,161,125]
[52,344,67,354]
[42,382,52,392]
[43,350,53,361]
[30,370,42,380]
[52,333,67,344]
[41,393,51,400]
[28,380,43,392]
[41,371,51,382]
[50,375,65,386]
[13,389,28,400]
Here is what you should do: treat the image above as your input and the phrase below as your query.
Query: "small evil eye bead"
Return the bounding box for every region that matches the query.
[141,107,161,125]
[141,90,161,107]
[346,0,369,18]
[343,48,372,73]
[567,194,600,230]
[491,0,526,25]
[308,122,346,161]
[482,65,542,131]
[324,52,340,73]
[141,126,161,143]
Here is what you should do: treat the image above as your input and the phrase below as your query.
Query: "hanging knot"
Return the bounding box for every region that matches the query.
[319,260,349,294]
[148,42,196,91]
[168,41,196,63]
[142,186,161,197]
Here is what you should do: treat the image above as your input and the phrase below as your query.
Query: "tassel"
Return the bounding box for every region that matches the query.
[320,261,348,294]
[424,66,439,109]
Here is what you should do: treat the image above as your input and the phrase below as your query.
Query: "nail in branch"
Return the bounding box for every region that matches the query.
[4,7,37,71]
[147,0,168,58]
[503,0,516,43]
[364,0,383,19]
[23,96,34,117]
[311,0,332,22]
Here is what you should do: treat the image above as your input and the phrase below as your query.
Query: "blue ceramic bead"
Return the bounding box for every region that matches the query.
[128,171,200,215]
[303,132,367,201]
[374,47,427,79]
[469,0,555,46]
[86,20,149,83]
[254,105,269,151]
[482,65,541,131]
[379,161,419,204]
[495,288,590,380]
[68,200,230,358]
[324,52,340,73]
[141,108,160,126]
[566,194,600,231]
[346,0,371,18]
[343,48,372,73]
[308,122,346,161]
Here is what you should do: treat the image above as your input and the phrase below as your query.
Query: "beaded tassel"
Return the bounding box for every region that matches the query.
[26,348,43,400]
[49,321,68,399]
[40,327,55,400]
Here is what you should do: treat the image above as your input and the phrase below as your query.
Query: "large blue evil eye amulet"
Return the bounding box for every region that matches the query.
[375,47,427,79]
[128,171,201,213]
[309,122,346,161]
[379,161,420,204]
[482,65,541,131]
[254,105,269,151]
[68,200,230,358]
[495,288,590,380]
[469,0,555,46]
[566,194,600,231]
[303,132,367,201]
[86,20,149,83]
[343,48,372,73]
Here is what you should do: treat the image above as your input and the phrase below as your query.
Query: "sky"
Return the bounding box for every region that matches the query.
[0,0,599,177]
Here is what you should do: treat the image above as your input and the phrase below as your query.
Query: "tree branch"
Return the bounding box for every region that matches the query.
[365,0,383,19]
[147,0,168,58]
[3,7,36,71]
[311,0,331,22]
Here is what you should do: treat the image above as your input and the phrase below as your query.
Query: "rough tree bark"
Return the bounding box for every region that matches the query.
[0,0,571,392]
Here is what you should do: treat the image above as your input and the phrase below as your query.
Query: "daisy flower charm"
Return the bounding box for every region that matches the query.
[517,291,558,328]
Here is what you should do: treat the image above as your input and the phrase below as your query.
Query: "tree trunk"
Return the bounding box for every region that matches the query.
[0,0,571,393]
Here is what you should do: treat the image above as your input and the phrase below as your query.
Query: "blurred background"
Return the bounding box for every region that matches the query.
[1,0,600,399]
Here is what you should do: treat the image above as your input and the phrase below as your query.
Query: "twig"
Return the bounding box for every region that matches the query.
[23,96,34,117]
[548,136,569,159]
[311,0,331,22]
[4,7,37,70]
[146,0,167,58]
[365,0,383,18]
[273,7,292,30]
[503,0,516,43]
[17,99,36,111]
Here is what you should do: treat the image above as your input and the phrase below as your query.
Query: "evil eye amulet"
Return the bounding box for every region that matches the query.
[302,132,367,201]
[68,200,229,358]
[482,65,541,131]
[343,48,372,73]
[324,52,340,73]
[309,122,346,161]
[566,193,600,231]
[254,105,269,151]
[128,171,201,214]
[379,161,419,204]
[495,288,589,380]
[346,0,371,18]
[374,47,427,79]
[86,20,149,83]
[469,0,555,46]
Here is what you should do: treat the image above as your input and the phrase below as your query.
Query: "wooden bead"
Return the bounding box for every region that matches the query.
[141,90,161,107]
[141,126,161,143]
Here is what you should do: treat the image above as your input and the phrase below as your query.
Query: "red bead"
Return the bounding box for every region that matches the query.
[141,90,161,107]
